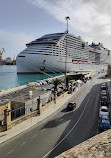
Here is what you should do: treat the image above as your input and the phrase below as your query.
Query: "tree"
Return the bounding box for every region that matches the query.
[53,78,61,91]
[66,76,72,87]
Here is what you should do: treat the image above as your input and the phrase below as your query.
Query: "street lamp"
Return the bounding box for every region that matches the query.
[65,16,70,90]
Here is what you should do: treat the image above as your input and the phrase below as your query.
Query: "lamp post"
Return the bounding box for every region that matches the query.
[65,16,70,90]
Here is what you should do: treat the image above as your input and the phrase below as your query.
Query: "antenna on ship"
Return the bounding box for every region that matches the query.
[65,16,70,90]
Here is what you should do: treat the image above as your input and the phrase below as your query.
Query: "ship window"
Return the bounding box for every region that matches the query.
[18,56,25,57]
[27,53,52,55]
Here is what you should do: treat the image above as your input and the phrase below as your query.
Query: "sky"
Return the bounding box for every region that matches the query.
[0,0,111,59]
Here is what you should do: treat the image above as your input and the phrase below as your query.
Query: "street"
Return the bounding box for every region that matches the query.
[0,73,109,158]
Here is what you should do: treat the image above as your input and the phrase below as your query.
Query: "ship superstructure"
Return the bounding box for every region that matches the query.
[16,33,111,74]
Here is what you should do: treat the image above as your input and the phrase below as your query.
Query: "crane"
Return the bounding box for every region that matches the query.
[0,48,5,64]
[1,48,5,54]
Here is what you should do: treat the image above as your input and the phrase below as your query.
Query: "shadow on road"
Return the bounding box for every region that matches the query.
[47,83,101,158]
[61,108,68,113]
[40,110,74,129]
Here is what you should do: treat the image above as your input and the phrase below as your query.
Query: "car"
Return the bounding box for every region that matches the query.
[40,81,47,85]
[101,90,107,93]
[44,79,49,84]
[36,81,42,85]
[99,116,110,131]
[101,83,106,86]
[42,81,47,85]
[101,90,107,96]
[36,82,40,86]
[101,84,107,90]
[39,82,42,85]
[67,102,76,110]
[101,93,107,98]
[47,80,52,84]
[99,106,109,118]
[100,96,108,106]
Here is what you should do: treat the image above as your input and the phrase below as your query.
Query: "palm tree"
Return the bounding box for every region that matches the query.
[66,76,72,88]
[53,78,61,91]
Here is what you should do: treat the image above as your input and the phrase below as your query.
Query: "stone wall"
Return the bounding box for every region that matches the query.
[10,91,68,129]
[0,100,11,131]
[10,110,38,128]
[56,129,111,158]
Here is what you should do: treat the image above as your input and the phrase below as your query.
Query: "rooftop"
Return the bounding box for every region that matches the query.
[0,99,9,106]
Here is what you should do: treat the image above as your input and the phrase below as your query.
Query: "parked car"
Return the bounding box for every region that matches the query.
[39,82,42,85]
[36,81,42,85]
[99,106,109,118]
[47,80,52,84]
[101,83,106,86]
[99,116,110,131]
[36,82,40,86]
[101,93,107,98]
[44,79,50,84]
[100,96,108,106]
[101,84,107,90]
[101,90,107,93]
[41,81,47,85]
[67,102,76,110]
[101,90,107,96]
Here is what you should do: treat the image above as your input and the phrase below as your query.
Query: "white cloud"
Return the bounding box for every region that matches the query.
[0,30,34,59]
[28,0,111,49]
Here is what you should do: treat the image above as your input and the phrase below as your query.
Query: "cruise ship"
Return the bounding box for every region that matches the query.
[16,33,111,74]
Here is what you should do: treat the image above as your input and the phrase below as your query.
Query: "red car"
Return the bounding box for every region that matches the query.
[67,102,76,110]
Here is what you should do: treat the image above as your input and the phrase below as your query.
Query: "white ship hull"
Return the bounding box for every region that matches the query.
[16,54,107,74]
[16,33,110,74]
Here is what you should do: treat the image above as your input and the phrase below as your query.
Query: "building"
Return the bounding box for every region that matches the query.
[5,57,12,65]
[0,99,11,132]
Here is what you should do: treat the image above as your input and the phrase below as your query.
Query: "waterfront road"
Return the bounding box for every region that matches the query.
[0,73,108,158]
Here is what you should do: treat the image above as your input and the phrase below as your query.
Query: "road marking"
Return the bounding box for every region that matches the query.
[6,149,14,155]
[21,142,26,146]
[43,91,92,158]
[31,135,37,139]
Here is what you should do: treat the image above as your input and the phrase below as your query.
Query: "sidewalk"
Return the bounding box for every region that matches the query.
[0,89,78,144]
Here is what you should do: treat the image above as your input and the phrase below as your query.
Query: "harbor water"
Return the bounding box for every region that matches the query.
[0,65,61,91]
